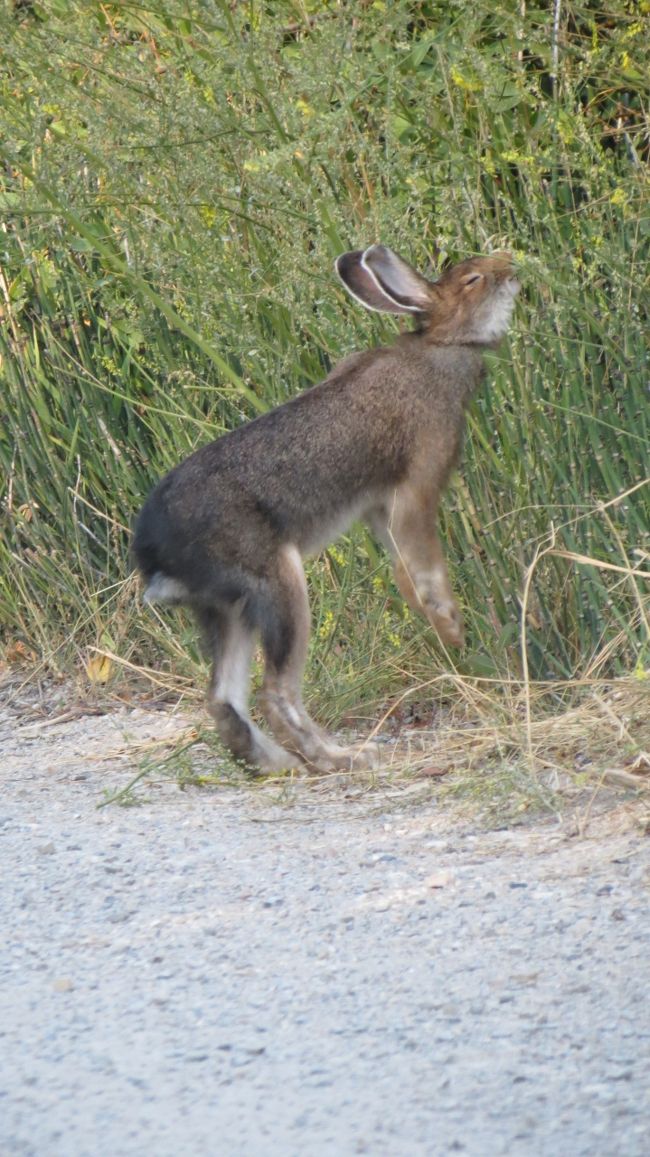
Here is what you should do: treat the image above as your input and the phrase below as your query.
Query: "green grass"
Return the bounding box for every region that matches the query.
[0,0,648,730]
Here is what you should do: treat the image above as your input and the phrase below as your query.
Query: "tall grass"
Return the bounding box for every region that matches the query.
[0,1,648,717]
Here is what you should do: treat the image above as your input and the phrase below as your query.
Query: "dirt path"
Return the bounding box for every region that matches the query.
[1,700,649,1156]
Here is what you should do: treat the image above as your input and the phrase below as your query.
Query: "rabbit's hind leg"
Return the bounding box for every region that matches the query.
[259,545,379,773]
[196,606,301,774]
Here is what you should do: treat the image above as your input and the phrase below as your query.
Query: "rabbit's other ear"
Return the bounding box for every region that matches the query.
[362,244,436,312]
[335,250,420,315]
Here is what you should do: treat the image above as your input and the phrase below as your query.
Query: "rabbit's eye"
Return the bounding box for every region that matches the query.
[462,273,483,287]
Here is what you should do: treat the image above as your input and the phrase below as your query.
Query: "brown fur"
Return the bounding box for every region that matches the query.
[133,245,520,772]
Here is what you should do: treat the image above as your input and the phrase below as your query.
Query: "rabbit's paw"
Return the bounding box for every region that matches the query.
[430,602,465,648]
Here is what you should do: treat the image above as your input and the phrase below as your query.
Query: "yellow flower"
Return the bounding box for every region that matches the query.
[318,610,334,640]
[450,66,481,92]
[295,99,314,119]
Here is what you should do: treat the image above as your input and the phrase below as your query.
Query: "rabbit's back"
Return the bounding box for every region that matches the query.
[150,340,480,516]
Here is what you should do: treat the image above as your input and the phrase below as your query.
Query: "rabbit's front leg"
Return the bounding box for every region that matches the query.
[393,551,464,647]
[372,491,465,648]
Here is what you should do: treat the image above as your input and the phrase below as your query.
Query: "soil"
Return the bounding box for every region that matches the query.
[1,685,649,1156]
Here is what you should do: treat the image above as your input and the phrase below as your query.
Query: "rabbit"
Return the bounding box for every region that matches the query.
[133,244,520,774]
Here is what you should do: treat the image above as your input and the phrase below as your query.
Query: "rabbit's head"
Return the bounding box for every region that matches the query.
[336,245,520,347]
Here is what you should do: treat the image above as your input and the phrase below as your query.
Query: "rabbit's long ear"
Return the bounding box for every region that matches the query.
[362,244,435,312]
[335,250,419,315]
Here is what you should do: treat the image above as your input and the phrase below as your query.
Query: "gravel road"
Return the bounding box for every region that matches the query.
[1,701,649,1156]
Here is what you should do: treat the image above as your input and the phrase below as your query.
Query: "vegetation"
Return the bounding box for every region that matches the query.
[0,2,648,763]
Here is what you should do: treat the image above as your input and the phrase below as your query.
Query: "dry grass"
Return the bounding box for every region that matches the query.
[5,660,643,819]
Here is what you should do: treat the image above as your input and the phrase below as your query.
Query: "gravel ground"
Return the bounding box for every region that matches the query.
[1,699,650,1157]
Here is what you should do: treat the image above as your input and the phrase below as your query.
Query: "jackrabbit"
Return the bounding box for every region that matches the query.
[133,244,520,773]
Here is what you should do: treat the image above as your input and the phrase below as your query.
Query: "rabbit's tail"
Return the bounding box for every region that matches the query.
[132,505,191,604]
